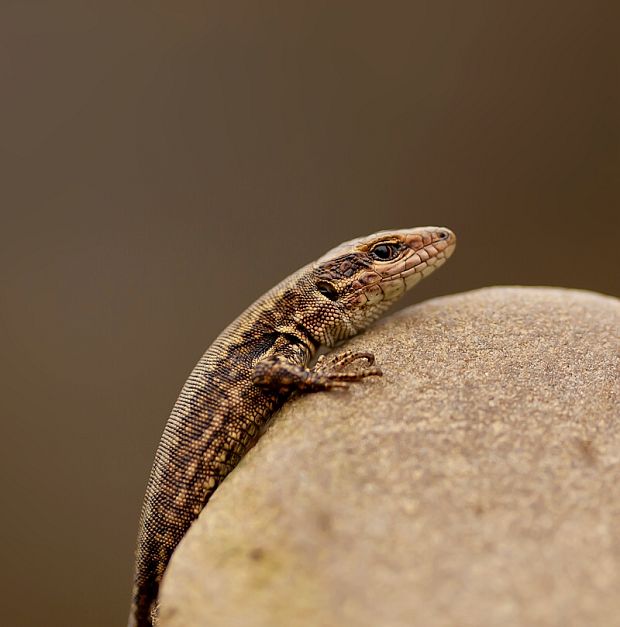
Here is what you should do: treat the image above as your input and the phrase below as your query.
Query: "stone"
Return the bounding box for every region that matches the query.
[160,287,620,627]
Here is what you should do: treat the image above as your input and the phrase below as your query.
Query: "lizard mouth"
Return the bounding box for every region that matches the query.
[357,236,454,287]
[377,236,456,295]
[354,246,453,306]
[396,237,456,280]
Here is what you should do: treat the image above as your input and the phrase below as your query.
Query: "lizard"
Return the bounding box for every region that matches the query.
[129,226,456,626]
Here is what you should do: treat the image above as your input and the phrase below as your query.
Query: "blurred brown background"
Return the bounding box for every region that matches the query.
[0,1,618,626]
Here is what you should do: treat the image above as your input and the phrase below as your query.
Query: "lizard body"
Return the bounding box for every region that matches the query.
[129,226,456,626]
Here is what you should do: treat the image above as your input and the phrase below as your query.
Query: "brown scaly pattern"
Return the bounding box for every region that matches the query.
[129,227,457,626]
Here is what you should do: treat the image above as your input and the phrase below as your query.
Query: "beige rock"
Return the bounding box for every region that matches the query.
[160,287,620,627]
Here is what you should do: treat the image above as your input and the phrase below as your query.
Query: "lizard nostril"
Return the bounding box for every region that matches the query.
[438,230,448,240]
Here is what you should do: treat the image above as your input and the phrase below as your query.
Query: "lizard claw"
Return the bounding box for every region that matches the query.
[315,350,377,373]
[312,351,382,389]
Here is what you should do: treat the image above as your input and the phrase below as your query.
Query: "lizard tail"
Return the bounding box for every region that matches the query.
[128,578,158,627]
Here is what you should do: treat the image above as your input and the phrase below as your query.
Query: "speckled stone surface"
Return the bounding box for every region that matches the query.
[160,287,620,627]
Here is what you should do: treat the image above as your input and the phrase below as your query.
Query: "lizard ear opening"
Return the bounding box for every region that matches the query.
[316,280,339,301]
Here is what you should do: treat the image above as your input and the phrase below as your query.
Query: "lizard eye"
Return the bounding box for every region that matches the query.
[316,280,339,301]
[370,243,400,261]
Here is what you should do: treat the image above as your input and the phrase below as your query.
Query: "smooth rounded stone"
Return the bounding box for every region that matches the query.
[159,287,620,627]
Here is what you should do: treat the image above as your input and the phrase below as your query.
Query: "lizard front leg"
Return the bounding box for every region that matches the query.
[252,348,382,394]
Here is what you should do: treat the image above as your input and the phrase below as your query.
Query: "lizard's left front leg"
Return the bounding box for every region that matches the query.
[252,346,382,395]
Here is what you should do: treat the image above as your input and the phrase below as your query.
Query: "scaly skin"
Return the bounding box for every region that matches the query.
[129,226,456,626]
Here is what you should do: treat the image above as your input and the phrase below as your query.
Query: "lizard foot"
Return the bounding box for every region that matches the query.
[311,350,382,389]
[253,351,382,394]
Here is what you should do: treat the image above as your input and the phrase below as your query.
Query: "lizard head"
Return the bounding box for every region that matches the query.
[308,226,456,344]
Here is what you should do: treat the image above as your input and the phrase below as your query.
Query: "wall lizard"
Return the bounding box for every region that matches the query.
[129,226,456,626]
